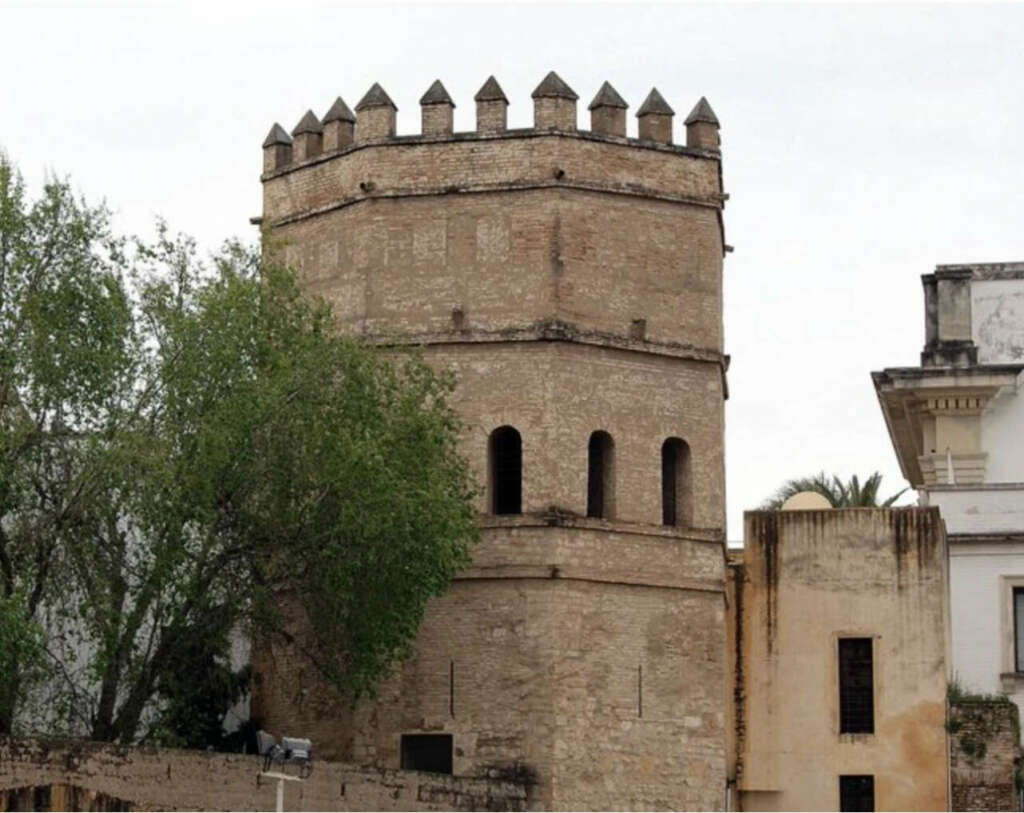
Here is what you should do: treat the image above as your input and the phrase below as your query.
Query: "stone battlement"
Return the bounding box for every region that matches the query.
[261,72,722,225]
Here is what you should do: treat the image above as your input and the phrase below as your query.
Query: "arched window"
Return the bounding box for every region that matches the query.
[587,431,615,519]
[661,437,690,526]
[489,426,522,515]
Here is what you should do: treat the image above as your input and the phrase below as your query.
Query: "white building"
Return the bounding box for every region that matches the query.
[874,262,1024,709]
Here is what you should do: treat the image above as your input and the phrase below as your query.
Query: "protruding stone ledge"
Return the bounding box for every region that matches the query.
[360,319,729,368]
[458,518,727,592]
[478,511,725,543]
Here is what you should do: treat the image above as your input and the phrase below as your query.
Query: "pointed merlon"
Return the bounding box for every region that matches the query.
[637,88,674,117]
[420,79,455,107]
[262,123,292,147]
[356,82,398,111]
[588,81,628,111]
[324,97,356,123]
[291,110,323,136]
[474,76,508,103]
[684,96,719,126]
[532,71,579,100]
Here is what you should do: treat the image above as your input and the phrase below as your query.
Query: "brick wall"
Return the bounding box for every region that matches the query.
[949,700,1020,811]
[0,738,527,812]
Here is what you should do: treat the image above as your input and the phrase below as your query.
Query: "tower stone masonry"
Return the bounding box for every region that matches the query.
[254,71,729,810]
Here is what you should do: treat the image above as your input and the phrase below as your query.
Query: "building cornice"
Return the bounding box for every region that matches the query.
[872,364,1023,487]
[364,319,729,370]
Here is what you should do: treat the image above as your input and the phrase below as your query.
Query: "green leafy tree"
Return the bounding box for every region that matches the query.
[0,154,134,734]
[1,156,479,743]
[760,471,908,510]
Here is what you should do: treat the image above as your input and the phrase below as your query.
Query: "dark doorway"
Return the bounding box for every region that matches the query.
[400,733,453,775]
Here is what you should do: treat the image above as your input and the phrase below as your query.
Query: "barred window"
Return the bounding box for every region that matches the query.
[838,638,874,734]
[839,775,874,811]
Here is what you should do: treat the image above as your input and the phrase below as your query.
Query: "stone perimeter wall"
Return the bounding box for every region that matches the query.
[0,738,527,812]
[949,700,1020,812]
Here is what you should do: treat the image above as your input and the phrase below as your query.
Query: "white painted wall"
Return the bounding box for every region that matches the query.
[929,486,1024,535]
[983,387,1024,483]
[949,542,1024,710]
[933,276,1024,711]
[972,279,1024,364]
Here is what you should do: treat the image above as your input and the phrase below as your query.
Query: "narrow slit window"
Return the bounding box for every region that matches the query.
[838,638,874,734]
[587,431,614,519]
[1014,588,1024,672]
[839,775,875,811]
[400,733,453,774]
[489,426,522,515]
[661,437,689,526]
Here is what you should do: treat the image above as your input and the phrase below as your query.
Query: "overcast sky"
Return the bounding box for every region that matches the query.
[3,2,1022,539]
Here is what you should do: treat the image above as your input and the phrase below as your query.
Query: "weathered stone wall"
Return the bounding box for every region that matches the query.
[949,700,1020,811]
[418,342,725,525]
[0,737,527,811]
[254,523,727,810]
[733,507,950,811]
[257,80,728,811]
[272,185,723,358]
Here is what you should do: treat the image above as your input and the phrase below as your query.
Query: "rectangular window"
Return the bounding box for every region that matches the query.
[1014,588,1024,672]
[839,775,875,811]
[400,733,453,774]
[838,637,874,734]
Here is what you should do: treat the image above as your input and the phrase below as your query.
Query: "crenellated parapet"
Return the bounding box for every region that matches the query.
[261,72,722,178]
[260,73,725,237]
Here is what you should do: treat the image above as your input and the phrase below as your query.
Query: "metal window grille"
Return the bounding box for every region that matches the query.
[838,638,874,734]
[839,775,875,812]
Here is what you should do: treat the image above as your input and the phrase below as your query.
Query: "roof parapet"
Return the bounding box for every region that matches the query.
[262,123,292,173]
[532,71,577,131]
[323,97,356,151]
[637,88,674,145]
[685,96,720,152]
[291,110,323,161]
[588,81,628,138]
[261,79,724,170]
[420,79,455,137]
[475,75,509,134]
[356,82,397,143]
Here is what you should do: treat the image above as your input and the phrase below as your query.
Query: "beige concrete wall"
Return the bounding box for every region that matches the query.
[733,508,950,812]
[0,737,527,812]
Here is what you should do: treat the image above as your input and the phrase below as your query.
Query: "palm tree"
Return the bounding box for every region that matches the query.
[760,471,908,510]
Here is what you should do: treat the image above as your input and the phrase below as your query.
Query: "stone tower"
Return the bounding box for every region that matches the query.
[255,72,729,810]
